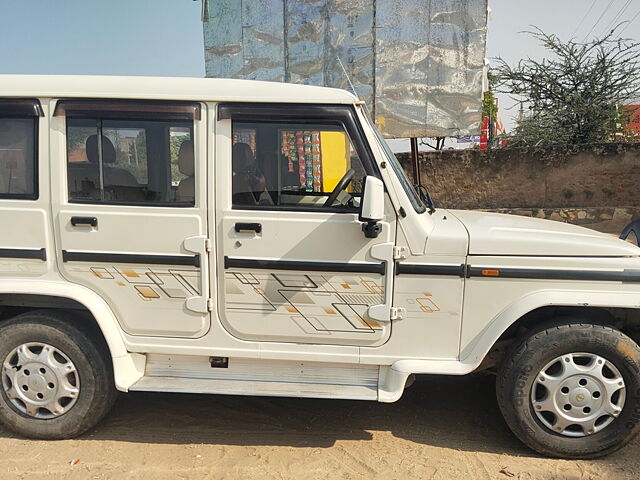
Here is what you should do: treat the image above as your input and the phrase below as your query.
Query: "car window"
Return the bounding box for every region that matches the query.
[0,117,37,199]
[66,118,194,206]
[231,121,365,211]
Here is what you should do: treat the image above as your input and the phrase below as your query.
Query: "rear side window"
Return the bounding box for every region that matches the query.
[57,99,200,207]
[0,99,40,200]
[66,118,193,205]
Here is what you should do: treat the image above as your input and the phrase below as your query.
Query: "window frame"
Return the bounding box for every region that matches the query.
[361,111,427,214]
[54,99,200,121]
[60,99,198,208]
[0,98,42,201]
[219,103,381,214]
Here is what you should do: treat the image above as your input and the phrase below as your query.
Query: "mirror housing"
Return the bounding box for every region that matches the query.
[359,176,384,238]
[359,176,384,222]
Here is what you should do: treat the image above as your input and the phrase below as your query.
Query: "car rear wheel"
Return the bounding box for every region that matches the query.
[0,310,117,439]
[497,319,640,458]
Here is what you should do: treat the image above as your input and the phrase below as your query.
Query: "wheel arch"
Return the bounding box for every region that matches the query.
[465,289,640,373]
[0,279,144,391]
[380,290,640,403]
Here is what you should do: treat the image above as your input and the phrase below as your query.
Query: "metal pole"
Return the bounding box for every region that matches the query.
[410,137,420,185]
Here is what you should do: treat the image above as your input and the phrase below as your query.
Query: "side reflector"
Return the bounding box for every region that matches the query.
[482,269,500,277]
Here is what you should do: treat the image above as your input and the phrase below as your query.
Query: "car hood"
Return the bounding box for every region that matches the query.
[449,210,640,257]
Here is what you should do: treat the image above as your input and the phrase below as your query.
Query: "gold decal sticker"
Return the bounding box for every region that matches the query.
[135,286,160,299]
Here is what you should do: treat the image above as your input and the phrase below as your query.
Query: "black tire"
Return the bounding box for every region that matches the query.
[497,319,640,459]
[0,309,118,439]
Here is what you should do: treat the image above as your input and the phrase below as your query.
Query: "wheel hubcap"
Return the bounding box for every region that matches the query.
[531,352,625,437]
[1,342,80,419]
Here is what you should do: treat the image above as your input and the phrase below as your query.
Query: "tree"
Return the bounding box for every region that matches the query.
[494,26,640,146]
[482,71,499,142]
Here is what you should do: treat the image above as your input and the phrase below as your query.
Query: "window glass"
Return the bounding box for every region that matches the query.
[102,125,149,185]
[169,126,191,187]
[363,113,426,213]
[232,121,365,211]
[66,118,194,205]
[0,118,36,198]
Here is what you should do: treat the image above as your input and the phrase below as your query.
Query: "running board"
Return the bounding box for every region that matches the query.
[130,355,379,401]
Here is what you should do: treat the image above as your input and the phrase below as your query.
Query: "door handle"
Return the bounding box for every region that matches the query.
[235,222,262,234]
[70,216,98,227]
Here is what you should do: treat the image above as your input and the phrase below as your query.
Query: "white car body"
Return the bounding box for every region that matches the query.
[1,75,639,405]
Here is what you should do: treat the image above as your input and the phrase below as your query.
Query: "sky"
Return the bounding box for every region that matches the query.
[0,0,639,144]
[0,0,204,77]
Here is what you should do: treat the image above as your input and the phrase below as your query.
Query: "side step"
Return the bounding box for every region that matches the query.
[130,354,379,401]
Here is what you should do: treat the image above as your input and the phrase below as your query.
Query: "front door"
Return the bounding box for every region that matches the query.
[51,99,210,338]
[215,104,396,346]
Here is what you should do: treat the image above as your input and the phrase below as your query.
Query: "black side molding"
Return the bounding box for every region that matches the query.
[396,262,640,284]
[396,263,466,277]
[224,256,386,275]
[0,248,46,261]
[62,251,200,267]
[467,266,640,283]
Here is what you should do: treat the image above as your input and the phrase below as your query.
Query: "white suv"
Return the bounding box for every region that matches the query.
[1,75,639,459]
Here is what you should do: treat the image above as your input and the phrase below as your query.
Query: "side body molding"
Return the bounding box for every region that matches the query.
[0,279,145,391]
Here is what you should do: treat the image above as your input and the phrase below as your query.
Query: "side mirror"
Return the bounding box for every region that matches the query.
[359,176,384,238]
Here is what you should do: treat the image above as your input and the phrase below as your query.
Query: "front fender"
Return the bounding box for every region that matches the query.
[378,289,640,403]
[0,279,144,391]
[460,289,640,368]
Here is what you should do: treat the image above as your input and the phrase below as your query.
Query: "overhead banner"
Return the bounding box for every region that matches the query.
[202,0,488,139]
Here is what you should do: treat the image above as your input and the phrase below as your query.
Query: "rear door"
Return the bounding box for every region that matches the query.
[51,100,210,338]
[215,104,397,347]
[0,99,50,279]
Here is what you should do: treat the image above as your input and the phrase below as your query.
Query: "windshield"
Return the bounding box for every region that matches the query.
[363,114,426,214]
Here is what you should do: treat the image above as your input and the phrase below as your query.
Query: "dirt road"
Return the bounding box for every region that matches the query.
[1,374,638,479]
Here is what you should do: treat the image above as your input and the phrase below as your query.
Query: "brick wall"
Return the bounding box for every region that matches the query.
[397,143,640,234]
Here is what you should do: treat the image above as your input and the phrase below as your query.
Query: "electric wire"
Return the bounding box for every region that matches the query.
[582,0,616,41]
[572,0,597,37]
[619,8,640,35]
[600,0,633,36]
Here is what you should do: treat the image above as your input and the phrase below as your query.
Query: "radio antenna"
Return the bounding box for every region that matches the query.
[337,56,358,98]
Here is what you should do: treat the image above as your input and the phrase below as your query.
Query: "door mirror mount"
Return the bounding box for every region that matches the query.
[359,176,384,238]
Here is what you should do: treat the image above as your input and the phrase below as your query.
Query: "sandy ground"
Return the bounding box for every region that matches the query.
[1,374,638,480]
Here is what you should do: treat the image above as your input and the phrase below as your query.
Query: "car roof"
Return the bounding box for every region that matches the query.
[0,75,358,105]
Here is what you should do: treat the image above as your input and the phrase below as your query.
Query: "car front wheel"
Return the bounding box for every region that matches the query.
[497,319,640,458]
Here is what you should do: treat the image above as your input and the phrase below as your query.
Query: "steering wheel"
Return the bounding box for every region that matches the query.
[323,169,355,207]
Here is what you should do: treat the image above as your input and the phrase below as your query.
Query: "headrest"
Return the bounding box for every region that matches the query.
[232,142,255,170]
[86,135,116,164]
[178,140,194,176]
